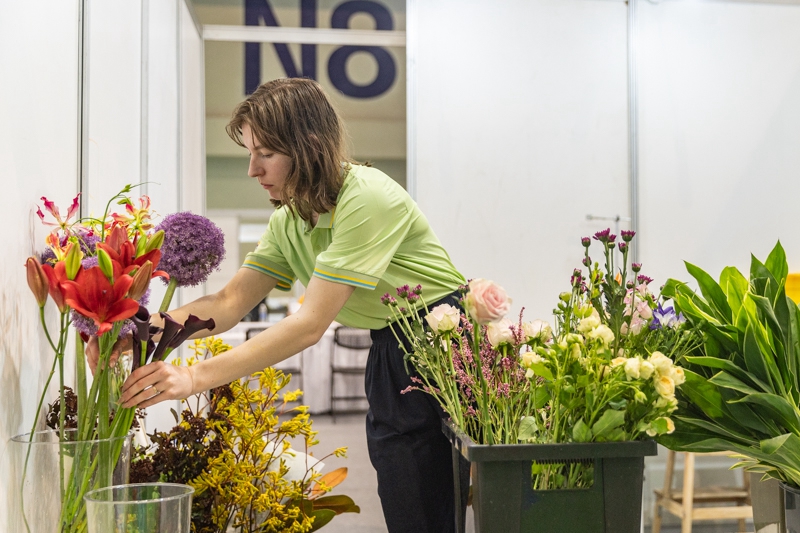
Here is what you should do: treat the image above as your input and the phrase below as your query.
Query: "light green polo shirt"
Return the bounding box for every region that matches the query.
[243,164,465,330]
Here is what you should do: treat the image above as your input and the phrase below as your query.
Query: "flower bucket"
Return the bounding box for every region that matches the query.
[8,429,133,533]
[752,474,785,533]
[444,421,657,533]
[84,483,194,533]
[781,482,800,533]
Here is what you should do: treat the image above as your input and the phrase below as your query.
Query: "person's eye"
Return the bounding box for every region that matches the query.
[261,153,273,159]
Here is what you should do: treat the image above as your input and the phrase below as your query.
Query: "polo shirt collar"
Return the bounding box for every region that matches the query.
[305,208,335,232]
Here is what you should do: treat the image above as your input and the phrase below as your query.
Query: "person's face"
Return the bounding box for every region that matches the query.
[242,123,293,202]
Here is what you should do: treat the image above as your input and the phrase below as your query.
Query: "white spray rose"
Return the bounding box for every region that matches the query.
[655,396,679,410]
[649,351,673,377]
[587,324,615,346]
[425,303,461,334]
[610,357,627,368]
[521,351,544,367]
[624,357,641,380]
[487,318,515,348]
[654,375,676,399]
[639,360,655,380]
[577,315,601,333]
[670,366,686,386]
[523,319,553,343]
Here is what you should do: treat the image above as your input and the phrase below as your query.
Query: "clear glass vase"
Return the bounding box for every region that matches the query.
[8,429,133,533]
[84,483,194,533]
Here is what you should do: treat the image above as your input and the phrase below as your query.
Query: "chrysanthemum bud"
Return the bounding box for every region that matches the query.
[581,237,591,248]
[582,256,592,267]
[64,242,84,280]
[632,262,642,273]
[25,257,49,307]
[618,242,628,253]
[621,230,636,242]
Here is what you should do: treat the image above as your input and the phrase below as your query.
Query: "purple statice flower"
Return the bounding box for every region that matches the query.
[155,212,225,287]
[466,406,478,417]
[497,383,511,397]
[621,230,636,242]
[650,304,686,330]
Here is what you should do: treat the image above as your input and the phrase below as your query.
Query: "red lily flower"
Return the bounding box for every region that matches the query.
[41,261,70,312]
[61,263,139,336]
[96,235,168,280]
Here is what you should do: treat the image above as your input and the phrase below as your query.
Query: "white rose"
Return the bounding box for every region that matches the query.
[425,304,461,334]
[523,319,553,343]
[587,324,615,346]
[664,417,676,434]
[654,375,676,399]
[670,366,686,386]
[521,351,544,367]
[655,396,678,410]
[577,315,601,333]
[610,357,627,368]
[624,358,641,380]
[649,352,673,377]
[487,318,515,348]
[639,361,655,380]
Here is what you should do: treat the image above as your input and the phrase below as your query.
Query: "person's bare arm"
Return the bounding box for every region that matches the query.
[119,276,355,408]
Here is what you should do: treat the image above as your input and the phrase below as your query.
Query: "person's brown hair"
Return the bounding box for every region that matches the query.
[226,78,350,222]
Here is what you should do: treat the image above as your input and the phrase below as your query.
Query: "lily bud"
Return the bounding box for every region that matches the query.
[144,230,165,253]
[135,233,148,257]
[25,257,49,307]
[64,242,84,280]
[128,261,153,301]
[96,248,115,282]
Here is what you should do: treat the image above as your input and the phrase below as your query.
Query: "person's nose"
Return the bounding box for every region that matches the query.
[248,156,262,178]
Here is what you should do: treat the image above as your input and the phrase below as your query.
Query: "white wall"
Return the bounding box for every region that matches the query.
[411,0,630,322]
[0,0,205,523]
[638,0,800,285]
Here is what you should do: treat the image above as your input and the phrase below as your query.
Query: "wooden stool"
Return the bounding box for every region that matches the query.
[652,450,753,533]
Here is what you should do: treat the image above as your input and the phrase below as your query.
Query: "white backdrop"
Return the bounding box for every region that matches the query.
[637,0,800,287]
[0,0,205,524]
[411,0,630,322]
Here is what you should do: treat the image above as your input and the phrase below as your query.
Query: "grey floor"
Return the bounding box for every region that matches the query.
[306,413,754,533]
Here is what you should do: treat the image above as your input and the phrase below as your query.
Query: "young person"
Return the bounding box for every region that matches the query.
[119,78,467,533]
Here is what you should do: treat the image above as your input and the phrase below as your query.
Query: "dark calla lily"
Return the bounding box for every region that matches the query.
[166,314,216,351]
[151,312,184,362]
[131,306,151,371]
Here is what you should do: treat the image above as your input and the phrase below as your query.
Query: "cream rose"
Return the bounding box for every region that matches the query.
[654,375,676,399]
[610,357,627,368]
[587,324,615,346]
[523,319,553,343]
[649,352,673,377]
[425,303,461,334]
[577,315,601,333]
[624,357,641,380]
[521,351,544,367]
[487,318,515,348]
[464,279,511,324]
[639,360,655,380]
[670,366,686,386]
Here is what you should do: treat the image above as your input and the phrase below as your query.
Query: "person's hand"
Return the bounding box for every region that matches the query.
[86,335,133,375]
[119,361,195,409]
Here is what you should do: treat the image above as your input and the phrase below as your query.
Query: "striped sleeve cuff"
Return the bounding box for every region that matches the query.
[313,262,379,290]
[243,254,294,291]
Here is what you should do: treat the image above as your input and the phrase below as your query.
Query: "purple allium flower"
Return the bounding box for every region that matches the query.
[593,229,611,243]
[581,237,591,248]
[155,212,225,287]
[631,262,642,273]
[621,230,636,242]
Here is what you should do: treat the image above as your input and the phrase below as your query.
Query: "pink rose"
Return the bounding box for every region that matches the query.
[464,279,511,324]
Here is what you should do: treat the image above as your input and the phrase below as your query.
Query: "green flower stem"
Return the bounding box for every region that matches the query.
[75,335,87,425]
[159,277,179,313]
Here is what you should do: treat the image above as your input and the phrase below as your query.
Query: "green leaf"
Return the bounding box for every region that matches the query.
[765,241,789,286]
[530,362,554,381]
[743,324,772,389]
[680,369,727,420]
[518,416,539,441]
[708,371,760,396]
[676,414,758,446]
[720,266,749,321]
[309,509,337,531]
[649,418,671,436]
[686,261,732,323]
[533,387,550,410]
[684,356,772,393]
[730,393,800,435]
[572,418,592,443]
[313,495,360,515]
[591,409,625,439]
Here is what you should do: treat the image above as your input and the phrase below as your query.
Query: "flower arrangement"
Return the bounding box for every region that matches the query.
[130,338,359,532]
[386,229,701,489]
[659,242,800,489]
[23,187,223,532]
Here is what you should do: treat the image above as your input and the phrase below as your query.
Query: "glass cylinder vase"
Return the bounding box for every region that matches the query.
[8,429,133,533]
[84,483,194,533]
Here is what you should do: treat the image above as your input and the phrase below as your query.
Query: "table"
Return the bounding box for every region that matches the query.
[216,322,368,414]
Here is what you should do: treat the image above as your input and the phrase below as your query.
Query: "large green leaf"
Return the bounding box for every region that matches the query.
[709,371,760,396]
[676,414,758,446]
[686,261,733,323]
[591,409,626,439]
[684,356,772,394]
[720,266,749,321]
[743,323,773,390]
[730,393,800,435]
[680,369,727,420]
[765,241,789,286]
[663,279,719,325]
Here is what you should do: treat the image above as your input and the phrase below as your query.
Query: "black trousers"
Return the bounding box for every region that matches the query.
[365,291,469,533]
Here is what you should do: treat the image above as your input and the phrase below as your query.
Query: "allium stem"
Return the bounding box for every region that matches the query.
[159,277,178,312]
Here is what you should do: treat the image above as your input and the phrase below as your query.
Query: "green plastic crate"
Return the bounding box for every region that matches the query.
[444,421,657,533]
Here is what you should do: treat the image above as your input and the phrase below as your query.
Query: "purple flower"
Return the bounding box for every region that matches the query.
[631,262,642,273]
[593,229,611,243]
[650,303,686,330]
[155,212,225,287]
[581,237,591,248]
[637,275,653,285]
[618,242,628,253]
[412,284,423,296]
[621,230,636,242]
[396,285,411,298]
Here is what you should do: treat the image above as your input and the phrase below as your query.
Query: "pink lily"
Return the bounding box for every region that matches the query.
[37,194,80,234]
